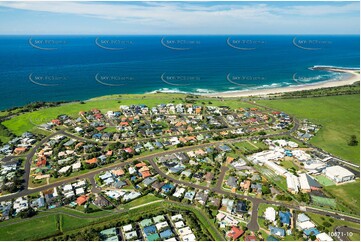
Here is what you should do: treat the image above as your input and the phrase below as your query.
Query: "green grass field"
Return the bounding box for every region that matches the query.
[323,180,360,214]
[120,194,163,209]
[281,159,299,170]
[349,233,361,241]
[258,94,360,164]
[311,195,336,208]
[0,214,60,240]
[314,175,335,187]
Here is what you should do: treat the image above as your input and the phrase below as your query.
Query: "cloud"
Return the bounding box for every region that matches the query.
[0,1,358,34]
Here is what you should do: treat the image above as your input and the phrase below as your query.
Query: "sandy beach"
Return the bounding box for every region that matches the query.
[206,68,360,98]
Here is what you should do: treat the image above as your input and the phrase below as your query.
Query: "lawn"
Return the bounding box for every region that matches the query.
[314,175,335,187]
[311,195,336,208]
[307,212,360,234]
[0,214,60,241]
[349,232,360,241]
[121,194,163,209]
[258,94,360,164]
[323,179,360,214]
[281,158,298,170]
[233,141,258,152]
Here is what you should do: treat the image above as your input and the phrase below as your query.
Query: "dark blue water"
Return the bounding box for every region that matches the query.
[0,35,359,110]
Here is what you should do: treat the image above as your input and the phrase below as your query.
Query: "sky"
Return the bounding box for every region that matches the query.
[0,1,359,35]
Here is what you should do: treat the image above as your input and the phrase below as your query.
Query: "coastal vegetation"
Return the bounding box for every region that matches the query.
[272,82,359,99]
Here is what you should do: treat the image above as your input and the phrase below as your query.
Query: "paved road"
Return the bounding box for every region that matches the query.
[215,166,229,189]
[23,131,67,189]
[247,200,260,231]
[334,226,360,241]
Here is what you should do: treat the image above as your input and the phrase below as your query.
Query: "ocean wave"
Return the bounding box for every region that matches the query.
[194,88,216,93]
[310,65,360,70]
[146,88,189,94]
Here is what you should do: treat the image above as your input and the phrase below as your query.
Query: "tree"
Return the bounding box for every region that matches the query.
[348,135,358,146]
[18,207,37,218]
[262,185,271,195]
[322,221,332,227]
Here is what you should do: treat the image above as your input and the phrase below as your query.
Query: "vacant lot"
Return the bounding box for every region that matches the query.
[324,179,360,214]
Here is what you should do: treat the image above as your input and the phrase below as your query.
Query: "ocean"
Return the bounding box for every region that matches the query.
[0,35,359,110]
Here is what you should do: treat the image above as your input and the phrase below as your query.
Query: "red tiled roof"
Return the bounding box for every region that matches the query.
[112,169,125,176]
[124,148,134,153]
[135,162,146,168]
[227,226,244,240]
[51,119,61,125]
[141,171,151,178]
[96,126,106,131]
[76,195,89,205]
[36,156,47,167]
[86,158,97,164]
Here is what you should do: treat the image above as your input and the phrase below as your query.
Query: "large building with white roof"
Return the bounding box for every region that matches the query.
[298,173,311,192]
[323,166,355,183]
[286,174,300,194]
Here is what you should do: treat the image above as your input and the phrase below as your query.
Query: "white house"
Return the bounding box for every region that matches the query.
[264,207,276,222]
[316,232,333,241]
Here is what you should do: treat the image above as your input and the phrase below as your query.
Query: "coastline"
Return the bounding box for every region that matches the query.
[205,68,360,98]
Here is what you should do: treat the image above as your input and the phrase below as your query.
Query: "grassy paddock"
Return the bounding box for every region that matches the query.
[311,195,336,208]
[323,180,360,214]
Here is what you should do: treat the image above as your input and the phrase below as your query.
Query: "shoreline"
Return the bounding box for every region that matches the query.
[205,68,360,98]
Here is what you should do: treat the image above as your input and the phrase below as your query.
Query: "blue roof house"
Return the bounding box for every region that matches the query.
[160,229,173,239]
[143,225,157,236]
[161,183,174,193]
[269,226,285,237]
[279,211,292,225]
[303,228,320,237]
